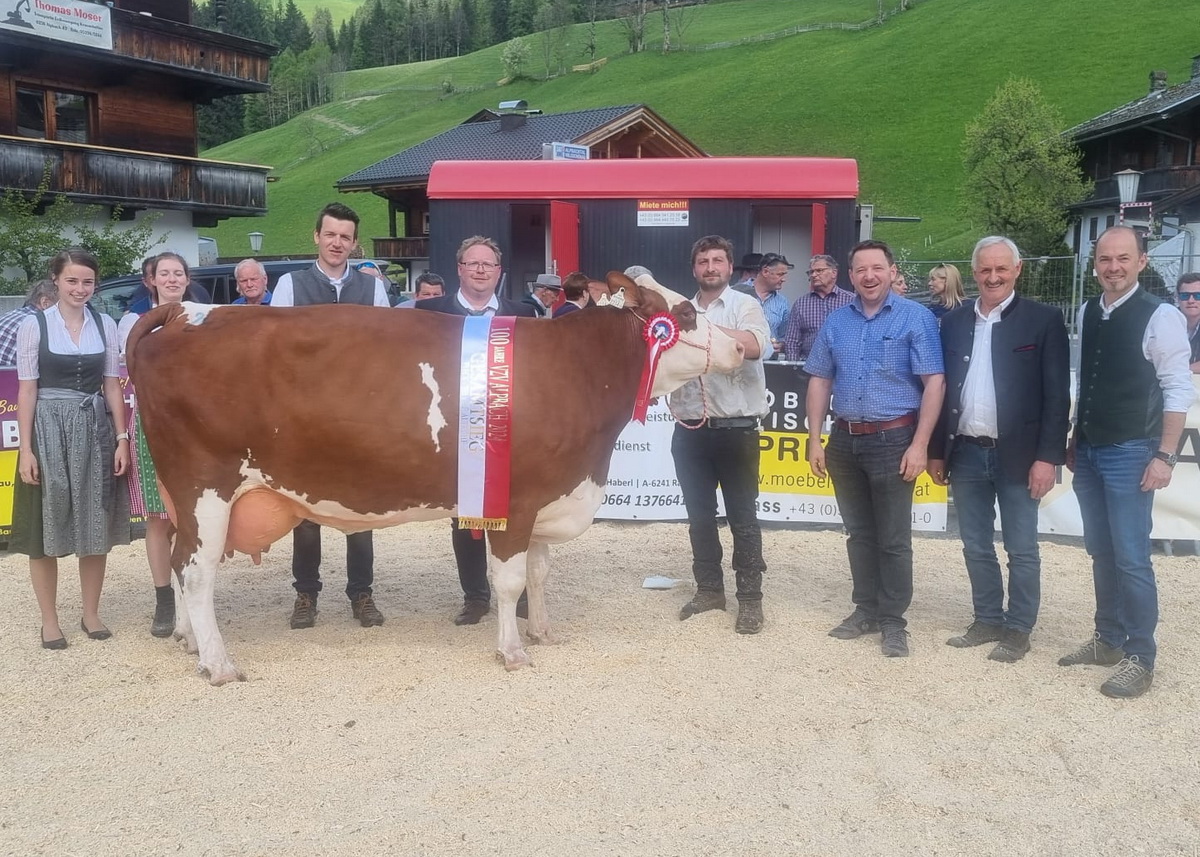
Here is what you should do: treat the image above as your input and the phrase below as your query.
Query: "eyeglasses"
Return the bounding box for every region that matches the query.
[1178,291,1200,301]
[459,260,500,270]
[807,267,832,276]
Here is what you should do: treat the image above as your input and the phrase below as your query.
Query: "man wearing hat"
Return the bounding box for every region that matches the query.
[733,252,763,292]
[522,273,562,317]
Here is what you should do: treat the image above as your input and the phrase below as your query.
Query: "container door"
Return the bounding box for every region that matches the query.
[549,201,580,278]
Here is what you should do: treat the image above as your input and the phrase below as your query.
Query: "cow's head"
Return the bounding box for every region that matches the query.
[605,270,744,395]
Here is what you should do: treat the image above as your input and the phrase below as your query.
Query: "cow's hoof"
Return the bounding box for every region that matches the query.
[199,661,245,685]
[499,648,532,671]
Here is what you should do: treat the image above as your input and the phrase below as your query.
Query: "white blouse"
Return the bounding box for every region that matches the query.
[16,305,119,382]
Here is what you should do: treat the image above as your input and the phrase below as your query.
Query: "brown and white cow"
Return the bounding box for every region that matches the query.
[125,272,743,684]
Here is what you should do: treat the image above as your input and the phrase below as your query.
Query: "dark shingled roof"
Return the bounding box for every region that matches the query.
[1068,74,1200,142]
[338,104,643,188]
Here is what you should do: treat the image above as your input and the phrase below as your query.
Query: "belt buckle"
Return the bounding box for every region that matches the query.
[846,420,868,436]
[980,436,997,448]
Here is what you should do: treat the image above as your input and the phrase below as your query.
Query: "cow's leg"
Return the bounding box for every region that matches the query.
[172,574,197,655]
[490,549,532,670]
[523,541,560,646]
[176,491,242,685]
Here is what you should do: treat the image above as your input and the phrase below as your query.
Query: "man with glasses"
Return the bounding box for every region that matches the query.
[748,253,792,356]
[415,236,535,625]
[1177,273,1200,371]
[232,258,272,305]
[782,255,852,362]
[1059,227,1194,697]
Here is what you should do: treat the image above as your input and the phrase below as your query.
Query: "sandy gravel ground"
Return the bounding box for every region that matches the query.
[2,520,1198,857]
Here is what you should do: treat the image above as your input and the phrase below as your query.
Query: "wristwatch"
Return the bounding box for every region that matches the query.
[1152,450,1178,467]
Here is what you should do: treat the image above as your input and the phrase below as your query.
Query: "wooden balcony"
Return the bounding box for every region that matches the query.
[373,237,430,260]
[1080,165,1200,208]
[0,7,275,99]
[0,135,268,220]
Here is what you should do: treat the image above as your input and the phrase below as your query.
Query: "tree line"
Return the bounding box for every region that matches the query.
[195,0,697,148]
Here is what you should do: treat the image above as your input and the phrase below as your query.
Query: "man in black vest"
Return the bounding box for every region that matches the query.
[415,236,535,625]
[927,236,1070,663]
[274,202,392,630]
[1060,226,1194,698]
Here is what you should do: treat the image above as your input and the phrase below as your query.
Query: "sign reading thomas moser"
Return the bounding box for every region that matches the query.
[1,0,112,50]
[637,200,689,227]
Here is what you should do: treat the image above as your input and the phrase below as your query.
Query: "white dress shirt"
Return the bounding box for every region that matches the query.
[957,291,1015,439]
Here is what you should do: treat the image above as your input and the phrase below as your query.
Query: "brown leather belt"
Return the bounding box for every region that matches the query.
[835,413,917,435]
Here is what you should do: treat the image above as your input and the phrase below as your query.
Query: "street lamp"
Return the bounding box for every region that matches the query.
[1115,169,1142,206]
[248,231,264,253]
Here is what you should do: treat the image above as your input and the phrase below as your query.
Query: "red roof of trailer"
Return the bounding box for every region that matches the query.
[426,157,858,200]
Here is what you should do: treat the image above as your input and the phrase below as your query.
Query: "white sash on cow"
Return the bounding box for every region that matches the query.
[457,315,515,530]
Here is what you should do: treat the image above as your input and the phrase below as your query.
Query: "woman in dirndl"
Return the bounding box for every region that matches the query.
[118,251,189,637]
[12,248,131,649]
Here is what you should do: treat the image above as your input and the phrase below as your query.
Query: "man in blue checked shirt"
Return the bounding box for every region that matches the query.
[746,252,792,356]
[804,239,945,657]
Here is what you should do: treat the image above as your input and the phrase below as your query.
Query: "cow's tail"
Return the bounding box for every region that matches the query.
[125,303,188,379]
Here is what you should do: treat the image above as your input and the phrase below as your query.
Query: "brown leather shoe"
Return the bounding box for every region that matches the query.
[289,593,318,629]
[351,593,385,627]
[454,600,490,625]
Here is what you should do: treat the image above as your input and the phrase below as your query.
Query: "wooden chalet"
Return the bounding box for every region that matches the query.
[0,0,276,260]
[1068,56,1200,265]
[335,103,706,271]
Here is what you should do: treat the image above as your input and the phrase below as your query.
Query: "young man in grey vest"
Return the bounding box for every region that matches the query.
[273,202,392,630]
[1061,226,1194,697]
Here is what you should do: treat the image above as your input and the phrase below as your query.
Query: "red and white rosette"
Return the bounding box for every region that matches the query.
[633,312,681,422]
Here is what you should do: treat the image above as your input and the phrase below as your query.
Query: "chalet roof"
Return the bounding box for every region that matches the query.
[337,104,701,189]
[1068,73,1200,142]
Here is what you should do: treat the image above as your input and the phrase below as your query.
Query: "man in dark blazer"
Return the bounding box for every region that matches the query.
[415,235,535,625]
[927,236,1070,663]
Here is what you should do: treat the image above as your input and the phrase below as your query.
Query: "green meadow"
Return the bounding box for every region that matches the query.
[204,0,1198,260]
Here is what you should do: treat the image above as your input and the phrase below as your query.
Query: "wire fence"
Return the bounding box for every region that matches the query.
[897,256,1084,328]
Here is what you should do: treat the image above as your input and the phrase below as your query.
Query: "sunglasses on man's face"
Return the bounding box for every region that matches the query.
[1178,291,1200,302]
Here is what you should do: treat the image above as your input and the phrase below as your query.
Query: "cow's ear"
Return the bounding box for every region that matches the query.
[671,300,699,332]
[605,271,638,306]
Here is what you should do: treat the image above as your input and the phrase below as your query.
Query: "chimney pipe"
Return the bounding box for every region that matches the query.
[1149,70,1168,93]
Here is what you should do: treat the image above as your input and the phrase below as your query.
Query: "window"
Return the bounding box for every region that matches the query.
[1089,217,1099,241]
[1106,214,1116,229]
[16,86,91,144]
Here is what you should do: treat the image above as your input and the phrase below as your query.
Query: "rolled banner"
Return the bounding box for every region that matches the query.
[633,312,681,423]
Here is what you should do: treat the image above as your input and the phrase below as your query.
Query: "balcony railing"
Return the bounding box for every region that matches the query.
[1083,165,1200,207]
[373,237,430,260]
[0,7,274,97]
[0,136,268,218]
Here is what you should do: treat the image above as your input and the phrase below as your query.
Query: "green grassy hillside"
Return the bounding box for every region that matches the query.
[203,0,1198,261]
[292,0,363,29]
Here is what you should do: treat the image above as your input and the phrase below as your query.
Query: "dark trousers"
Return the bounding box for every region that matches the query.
[670,424,766,601]
[452,519,490,602]
[824,425,916,627]
[291,520,374,599]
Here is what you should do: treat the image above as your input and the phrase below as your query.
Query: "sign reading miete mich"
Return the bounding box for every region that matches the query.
[1,0,113,51]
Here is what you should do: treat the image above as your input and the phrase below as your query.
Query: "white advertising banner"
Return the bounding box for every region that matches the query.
[597,364,949,531]
[1039,377,1200,539]
[1,0,113,51]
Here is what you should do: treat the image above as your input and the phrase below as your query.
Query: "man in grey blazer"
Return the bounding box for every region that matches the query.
[927,235,1070,662]
[415,236,535,625]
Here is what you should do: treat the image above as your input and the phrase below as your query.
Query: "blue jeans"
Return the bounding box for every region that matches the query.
[825,425,916,627]
[1072,437,1158,667]
[948,441,1041,633]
